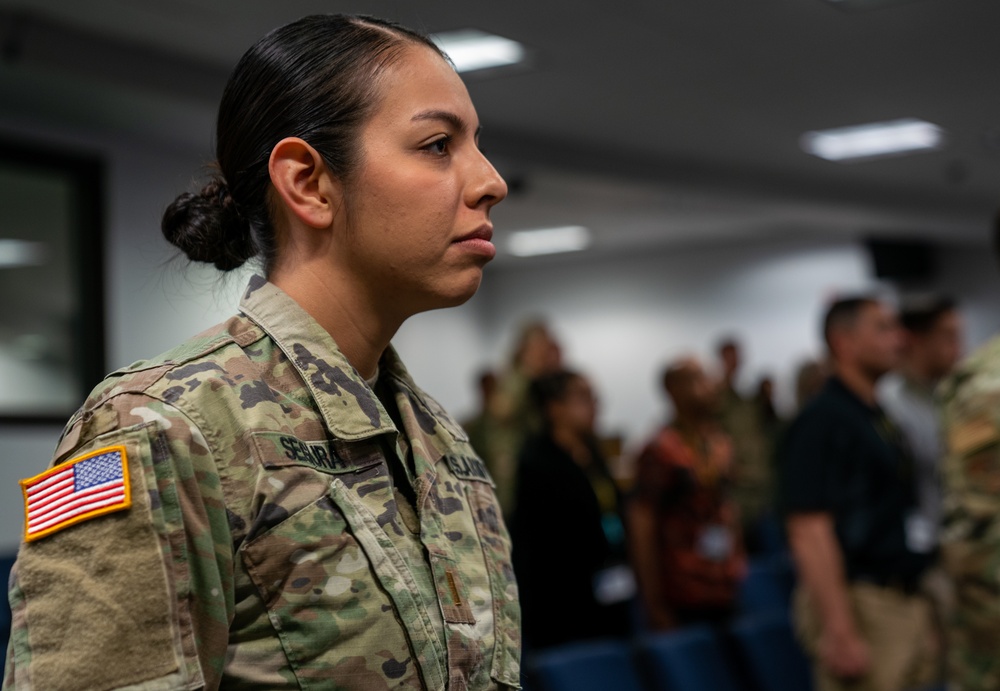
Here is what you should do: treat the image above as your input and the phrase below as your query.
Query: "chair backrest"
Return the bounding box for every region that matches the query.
[528,639,645,691]
[730,610,814,691]
[638,626,744,691]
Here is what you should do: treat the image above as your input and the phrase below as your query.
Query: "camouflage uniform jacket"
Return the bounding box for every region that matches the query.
[3,277,521,691]
[940,335,1000,691]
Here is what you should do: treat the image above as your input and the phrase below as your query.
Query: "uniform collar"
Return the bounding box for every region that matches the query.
[238,275,468,447]
[380,333,469,446]
[238,275,396,441]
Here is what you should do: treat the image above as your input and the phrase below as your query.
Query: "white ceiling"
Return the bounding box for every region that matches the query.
[1,0,998,258]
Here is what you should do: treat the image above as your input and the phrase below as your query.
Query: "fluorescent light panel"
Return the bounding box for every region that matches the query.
[507,226,591,257]
[801,118,944,162]
[0,239,46,268]
[431,29,526,74]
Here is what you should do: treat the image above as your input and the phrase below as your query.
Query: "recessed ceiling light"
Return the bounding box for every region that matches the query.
[801,118,945,162]
[0,239,46,268]
[506,226,591,257]
[431,29,526,74]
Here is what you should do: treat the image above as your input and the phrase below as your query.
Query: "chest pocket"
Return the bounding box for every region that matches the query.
[437,454,522,689]
[240,465,426,691]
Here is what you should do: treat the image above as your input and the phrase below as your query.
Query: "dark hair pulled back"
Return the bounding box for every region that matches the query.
[162,14,445,273]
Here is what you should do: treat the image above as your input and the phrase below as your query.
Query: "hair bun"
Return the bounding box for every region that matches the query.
[161,177,256,271]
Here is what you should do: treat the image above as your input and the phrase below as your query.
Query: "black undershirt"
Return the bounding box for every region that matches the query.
[374,376,419,510]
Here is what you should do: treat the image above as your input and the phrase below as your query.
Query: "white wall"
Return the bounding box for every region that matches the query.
[470,241,877,447]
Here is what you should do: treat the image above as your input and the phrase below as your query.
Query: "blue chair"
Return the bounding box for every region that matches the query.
[738,554,795,615]
[528,639,644,691]
[637,625,745,691]
[730,610,813,691]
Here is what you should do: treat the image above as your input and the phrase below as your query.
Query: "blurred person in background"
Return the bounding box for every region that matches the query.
[939,218,1000,691]
[774,359,830,535]
[511,370,633,650]
[881,296,963,557]
[783,296,938,691]
[880,294,963,668]
[754,374,783,477]
[754,375,782,438]
[463,369,519,517]
[484,320,563,518]
[795,358,831,411]
[464,370,499,452]
[496,319,562,436]
[629,357,746,631]
[716,337,775,553]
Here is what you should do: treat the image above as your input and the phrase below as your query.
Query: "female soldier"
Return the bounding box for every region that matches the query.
[4,14,518,691]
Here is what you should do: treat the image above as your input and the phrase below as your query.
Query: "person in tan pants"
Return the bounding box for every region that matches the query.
[781,296,939,691]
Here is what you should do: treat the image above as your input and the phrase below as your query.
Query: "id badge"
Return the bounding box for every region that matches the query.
[905,512,935,554]
[593,564,637,605]
[696,524,734,562]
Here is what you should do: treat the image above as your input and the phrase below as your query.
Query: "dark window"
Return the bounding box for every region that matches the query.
[0,138,105,423]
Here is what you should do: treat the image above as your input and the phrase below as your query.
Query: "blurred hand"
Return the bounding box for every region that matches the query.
[819,627,870,680]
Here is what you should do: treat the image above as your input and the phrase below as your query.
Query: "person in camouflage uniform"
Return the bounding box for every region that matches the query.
[716,338,775,546]
[939,222,1000,690]
[4,14,517,691]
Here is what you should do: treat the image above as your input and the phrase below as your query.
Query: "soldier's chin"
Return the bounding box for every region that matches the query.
[430,272,483,310]
[443,268,483,307]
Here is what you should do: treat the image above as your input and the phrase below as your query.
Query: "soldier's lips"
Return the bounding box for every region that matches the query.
[452,225,495,260]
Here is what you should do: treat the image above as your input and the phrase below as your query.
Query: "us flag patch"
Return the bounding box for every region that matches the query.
[21,446,132,542]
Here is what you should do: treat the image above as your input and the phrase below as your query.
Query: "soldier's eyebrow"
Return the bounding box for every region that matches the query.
[411,110,482,138]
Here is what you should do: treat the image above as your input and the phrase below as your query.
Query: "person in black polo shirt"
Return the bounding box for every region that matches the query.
[782,296,939,691]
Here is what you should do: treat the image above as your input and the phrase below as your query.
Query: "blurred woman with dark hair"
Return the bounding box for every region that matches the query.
[511,370,633,650]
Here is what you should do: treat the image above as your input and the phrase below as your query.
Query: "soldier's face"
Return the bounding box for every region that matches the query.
[667,360,717,417]
[552,376,597,436]
[851,302,902,378]
[336,45,508,316]
[915,309,964,379]
[720,345,739,378]
[686,365,719,416]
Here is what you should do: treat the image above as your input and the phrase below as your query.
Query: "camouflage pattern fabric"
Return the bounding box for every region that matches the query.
[939,335,1000,691]
[3,276,521,691]
[718,387,774,527]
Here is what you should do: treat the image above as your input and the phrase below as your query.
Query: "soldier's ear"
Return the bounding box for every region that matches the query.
[268,137,342,230]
